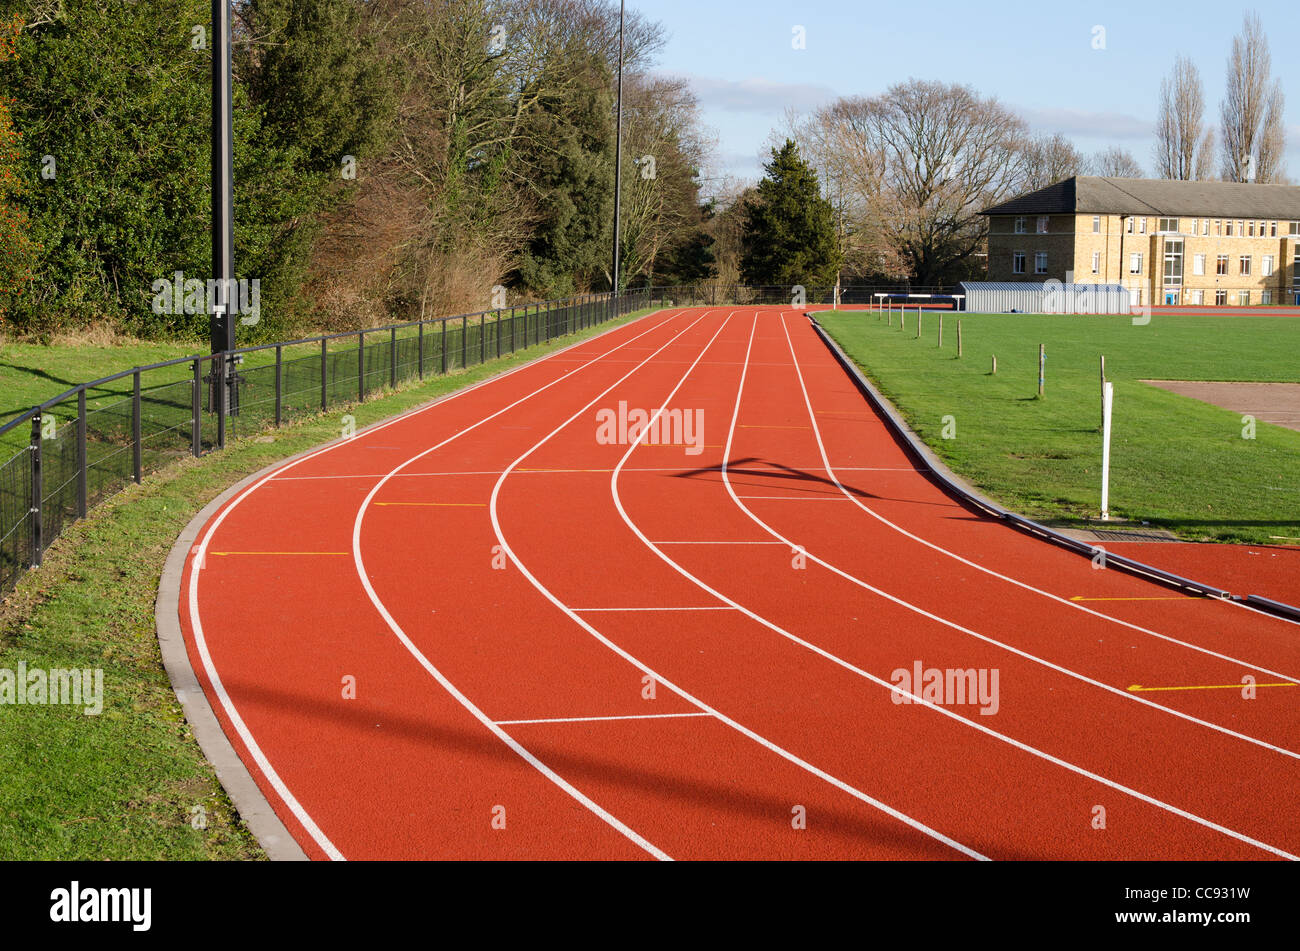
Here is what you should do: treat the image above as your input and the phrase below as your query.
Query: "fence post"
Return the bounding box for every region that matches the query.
[216,356,226,450]
[461,316,468,368]
[132,369,143,483]
[358,331,366,402]
[441,319,448,374]
[76,388,88,519]
[390,327,397,388]
[274,345,283,427]
[418,322,425,380]
[320,338,328,411]
[1038,343,1046,398]
[29,413,42,567]
[480,314,486,364]
[192,359,203,456]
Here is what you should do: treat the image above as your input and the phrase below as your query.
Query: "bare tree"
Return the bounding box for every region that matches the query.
[1020,133,1084,190]
[801,80,1028,286]
[1154,56,1211,179]
[1220,11,1287,182]
[1088,146,1144,178]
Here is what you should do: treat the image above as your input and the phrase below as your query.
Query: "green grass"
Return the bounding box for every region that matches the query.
[0,306,659,859]
[816,310,1300,545]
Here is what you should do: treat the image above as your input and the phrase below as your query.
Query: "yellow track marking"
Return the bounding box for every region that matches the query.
[372,502,486,507]
[209,551,348,556]
[1128,681,1297,693]
[1070,595,1205,602]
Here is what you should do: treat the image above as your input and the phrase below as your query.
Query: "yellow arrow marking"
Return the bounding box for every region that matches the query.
[1127,682,1297,693]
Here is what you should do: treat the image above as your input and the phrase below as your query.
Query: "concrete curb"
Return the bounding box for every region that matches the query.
[153,308,669,860]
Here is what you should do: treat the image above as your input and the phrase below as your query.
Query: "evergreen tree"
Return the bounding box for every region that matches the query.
[740,140,840,287]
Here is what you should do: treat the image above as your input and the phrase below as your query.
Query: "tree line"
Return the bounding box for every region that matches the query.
[0,0,715,340]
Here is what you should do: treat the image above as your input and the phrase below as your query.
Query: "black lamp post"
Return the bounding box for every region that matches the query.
[210,0,236,422]
[611,0,624,297]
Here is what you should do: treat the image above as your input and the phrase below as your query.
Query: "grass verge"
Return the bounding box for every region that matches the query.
[0,307,660,859]
[815,310,1300,545]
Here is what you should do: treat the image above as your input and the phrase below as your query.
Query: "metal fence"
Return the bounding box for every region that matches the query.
[0,282,934,596]
[0,289,670,594]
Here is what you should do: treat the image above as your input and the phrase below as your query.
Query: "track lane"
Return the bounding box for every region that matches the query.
[608,309,1296,859]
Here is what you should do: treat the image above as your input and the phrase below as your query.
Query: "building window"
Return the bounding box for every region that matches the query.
[1263,290,1273,305]
[1238,290,1250,306]
[1138,217,1147,234]
[1034,251,1048,274]
[1126,218,1134,234]
[1215,220,1222,236]
[1238,220,1245,236]
[1202,219,1209,236]
[1225,220,1234,236]
[1036,216,1049,234]
[1013,251,1026,274]
[1239,256,1251,276]
[1290,222,1300,236]
[1158,218,1180,233]
[1248,221,1256,237]
[1263,255,1275,277]
[1193,254,1206,276]
[1293,251,1300,285]
[1129,252,1143,274]
[1216,254,1229,275]
[1190,290,1204,305]
[1014,217,1027,234]
[1091,251,1101,273]
[1271,221,1278,237]
[1092,216,1101,233]
[1216,289,1228,306]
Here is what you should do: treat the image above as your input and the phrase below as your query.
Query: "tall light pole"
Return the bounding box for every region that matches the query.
[211,0,236,421]
[611,0,624,296]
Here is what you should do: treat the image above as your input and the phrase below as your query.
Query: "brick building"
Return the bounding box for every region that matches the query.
[981,177,1300,307]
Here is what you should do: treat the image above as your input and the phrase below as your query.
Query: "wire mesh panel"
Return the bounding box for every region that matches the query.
[0,287,675,597]
[0,444,32,590]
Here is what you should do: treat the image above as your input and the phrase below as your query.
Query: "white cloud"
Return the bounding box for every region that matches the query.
[655,71,838,115]
[1015,105,1152,140]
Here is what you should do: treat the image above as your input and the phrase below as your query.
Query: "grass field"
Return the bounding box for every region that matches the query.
[0,306,657,859]
[816,309,1300,545]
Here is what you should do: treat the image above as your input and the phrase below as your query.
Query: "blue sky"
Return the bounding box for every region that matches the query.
[635,0,1300,193]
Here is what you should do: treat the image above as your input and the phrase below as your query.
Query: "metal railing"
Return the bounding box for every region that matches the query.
[0,289,670,594]
[0,282,930,595]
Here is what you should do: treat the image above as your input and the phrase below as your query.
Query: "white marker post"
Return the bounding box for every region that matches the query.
[1100,381,1114,521]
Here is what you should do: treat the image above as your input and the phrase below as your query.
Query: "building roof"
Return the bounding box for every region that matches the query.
[981,176,1300,219]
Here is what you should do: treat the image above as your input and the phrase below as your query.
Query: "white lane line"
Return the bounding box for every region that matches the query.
[768,313,1300,758]
[613,310,1298,861]
[350,310,711,862]
[190,308,690,862]
[572,606,738,612]
[737,495,849,501]
[489,309,985,860]
[651,541,787,546]
[495,712,715,726]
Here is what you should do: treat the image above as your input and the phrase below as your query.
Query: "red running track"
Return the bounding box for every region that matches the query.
[174,307,1300,860]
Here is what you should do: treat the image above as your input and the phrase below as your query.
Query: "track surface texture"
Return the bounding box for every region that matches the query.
[175,307,1300,861]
